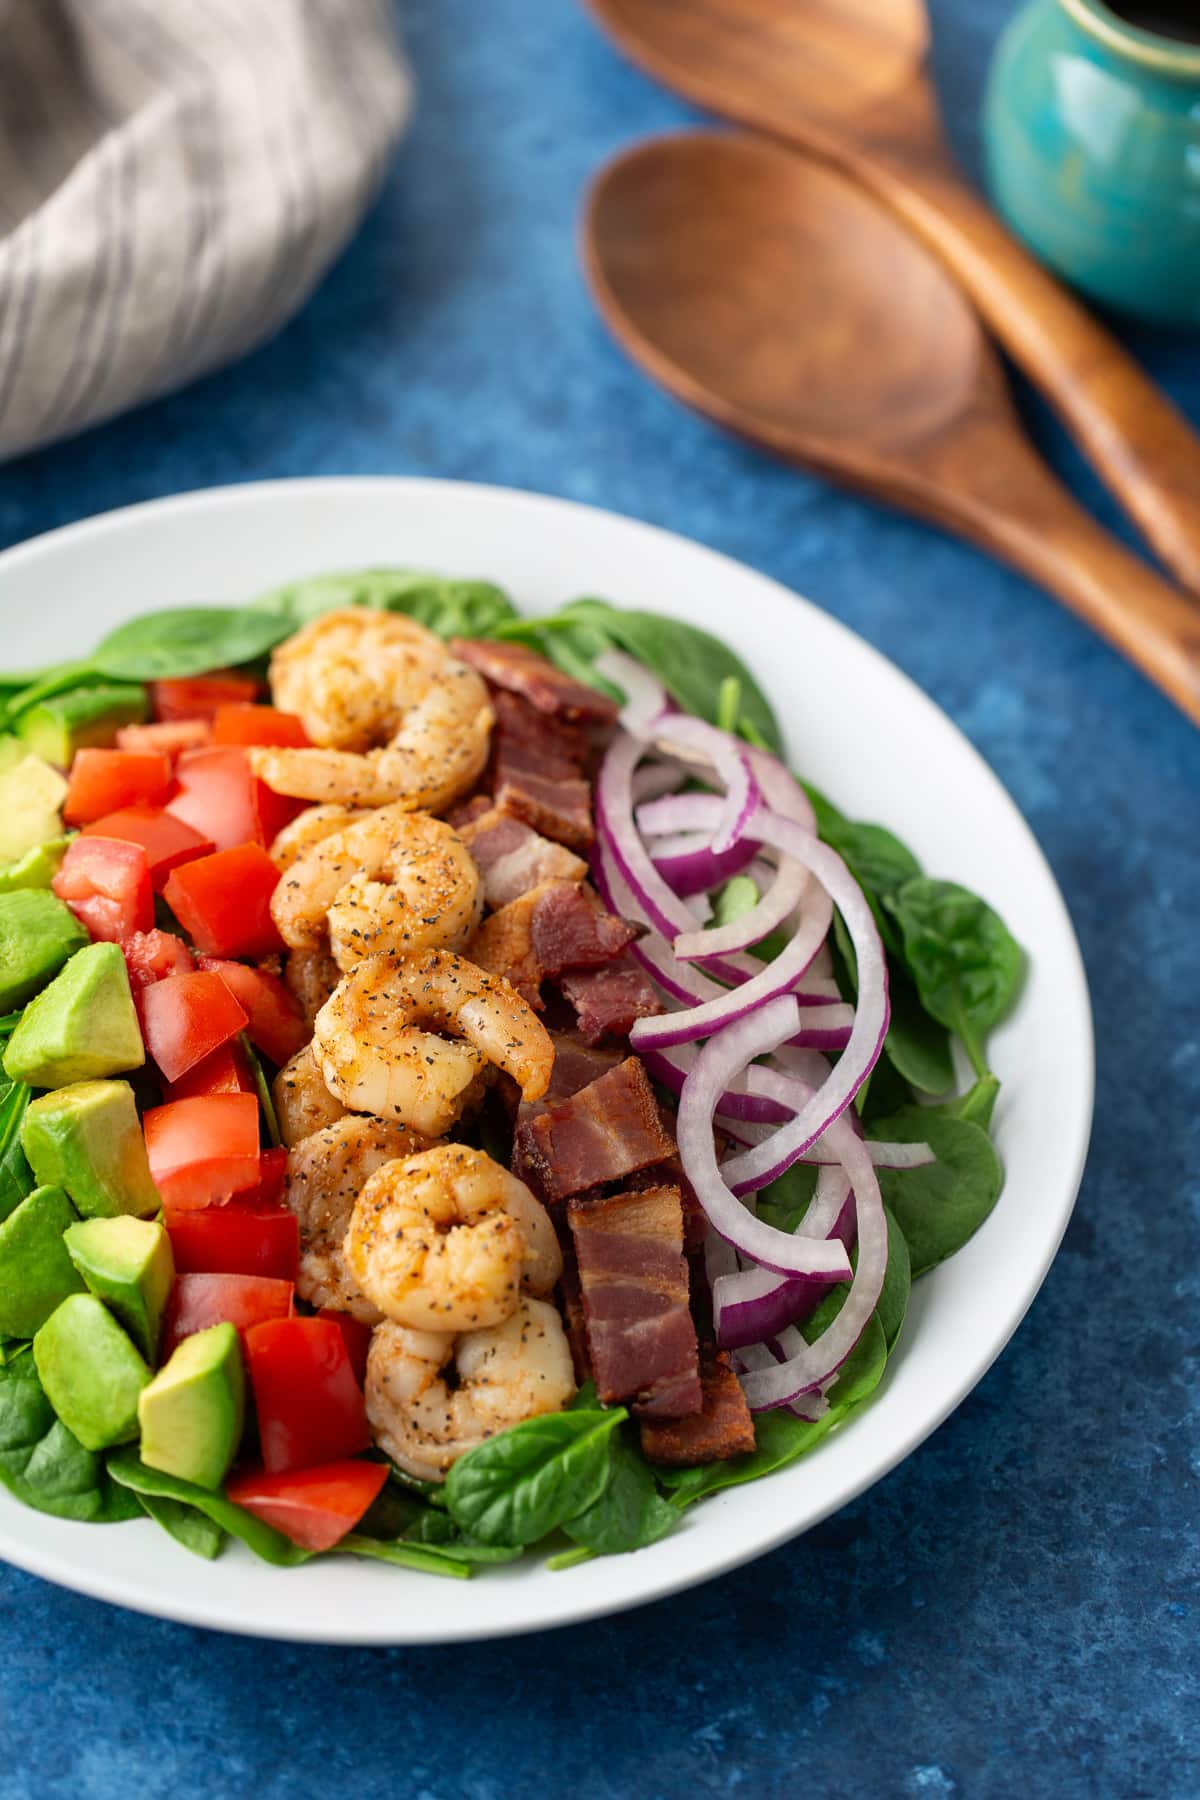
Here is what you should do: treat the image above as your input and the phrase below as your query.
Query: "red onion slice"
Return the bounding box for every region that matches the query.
[650,715,759,855]
[593,648,669,738]
[646,794,812,964]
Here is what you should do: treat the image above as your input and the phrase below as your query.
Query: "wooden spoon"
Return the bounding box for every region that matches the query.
[583,0,1200,600]
[583,131,1200,723]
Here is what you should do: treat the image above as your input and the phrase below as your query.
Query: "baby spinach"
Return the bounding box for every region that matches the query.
[88,607,291,681]
[886,879,1024,1079]
[444,1406,626,1546]
[562,1423,678,1557]
[240,1035,281,1148]
[250,568,519,640]
[0,1078,33,1224]
[333,1535,472,1579]
[401,1508,524,1564]
[882,971,956,1096]
[876,1208,912,1350]
[951,1073,1001,1132]
[0,1350,140,1523]
[660,1405,843,1508]
[137,1492,225,1561]
[107,1452,310,1564]
[871,1104,1004,1277]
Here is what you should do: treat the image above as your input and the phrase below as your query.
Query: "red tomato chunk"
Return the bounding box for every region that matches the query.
[52,837,153,942]
[139,971,249,1083]
[152,673,259,722]
[166,747,296,853]
[123,929,196,994]
[318,1310,373,1387]
[165,1190,298,1282]
[196,959,306,1067]
[144,1093,261,1211]
[83,806,213,890]
[225,1460,387,1552]
[160,1273,294,1361]
[243,1317,371,1474]
[211,705,311,749]
[163,1038,255,1102]
[63,750,171,826]
[163,846,283,958]
[117,719,211,760]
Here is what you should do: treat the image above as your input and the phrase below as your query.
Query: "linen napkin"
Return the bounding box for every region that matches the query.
[0,0,411,461]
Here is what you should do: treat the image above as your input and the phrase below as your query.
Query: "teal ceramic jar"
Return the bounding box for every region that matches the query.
[983,0,1200,327]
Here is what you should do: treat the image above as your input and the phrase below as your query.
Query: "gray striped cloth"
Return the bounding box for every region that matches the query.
[0,0,411,461]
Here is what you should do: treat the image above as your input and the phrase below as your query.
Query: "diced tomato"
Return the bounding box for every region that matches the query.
[52,836,153,942]
[63,750,171,826]
[82,805,213,890]
[123,928,197,993]
[165,747,298,853]
[196,958,306,1066]
[164,846,283,958]
[211,705,311,749]
[253,1146,289,1210]
[117,719,212,760]
[317,1310,373,1387]
[165,1190,299,1281]
[163,1038,255,1102]
[152,673,259,723]
[139,971,249,1083]
[243,1317,371,1474]
[160,1273,294,1361]
[144,1093,261,1211]
[225,1460,388,1552]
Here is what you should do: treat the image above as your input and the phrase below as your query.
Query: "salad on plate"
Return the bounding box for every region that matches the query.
[0,569,1022,1577]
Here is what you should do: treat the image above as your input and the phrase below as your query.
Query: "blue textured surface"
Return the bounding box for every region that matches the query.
[0,2,1197,1794]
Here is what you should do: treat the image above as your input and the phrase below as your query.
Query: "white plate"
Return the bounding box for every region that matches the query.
[0,479,1093,1643]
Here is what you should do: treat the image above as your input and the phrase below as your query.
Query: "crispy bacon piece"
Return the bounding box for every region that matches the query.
[513,1055,675,1203]
[460,805,587,907]
[445,793,493,830]
[490,691,593,849]
[568,1183,701,1418]
[639,1354,756,1464]
[559,956,661,1045]
[451,637,619,725]
[467,881,638,1007]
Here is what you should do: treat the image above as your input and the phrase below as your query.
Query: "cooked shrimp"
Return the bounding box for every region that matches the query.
[344,1143,561,1332]
[270,803,369,873]
[285,1115,430,1320]
[365,1298,576,1481]
[249,659,493,811]
[271,805,483,965]
[273,1044,346,1148]
[313,948,554,1136]
[283,946,342,1030]
[268,609,447,751]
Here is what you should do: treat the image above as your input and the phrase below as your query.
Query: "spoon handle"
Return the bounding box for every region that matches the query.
[852,150,1200,604]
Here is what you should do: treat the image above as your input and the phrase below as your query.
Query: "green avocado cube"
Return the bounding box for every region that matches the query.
[138,1322,245,1490]
[0,736,26,777]
[0,757,68,865]
[4,943,145,1089]
[17,683,147,767]
[63,1216,174,1362]
[0,1184,84,1338]
[33,1292,151,1450]
[0,836,73,894]
[22,1080,161,1221]
[0,890,89,1012]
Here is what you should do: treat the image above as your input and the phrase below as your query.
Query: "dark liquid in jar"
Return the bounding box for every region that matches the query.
[1107,4,1200,42]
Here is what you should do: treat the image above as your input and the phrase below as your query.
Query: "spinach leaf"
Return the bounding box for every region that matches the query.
[402,1509,524,1564]
[89,608,292,681]
[0,1079,34,1223]
[660,1406,842,1507]
[107,1452,310,1564]
[876,1207,912,1351]
[250,568,519,640]
[871,1105,1004,1277]
[0,1350,140,1523]
[951,1074,1001,1132]
[333,1534,472,1579]
[137,1492,226,1561]
[239,1035,281,1148]
[883,970,955,1096]
[825,1314,887,1408]
[886,879,1024,1078]
[755,1161,819,1235]
[802,784,921,953]
[444,1407,625,1546]
[562,1424,677,1556]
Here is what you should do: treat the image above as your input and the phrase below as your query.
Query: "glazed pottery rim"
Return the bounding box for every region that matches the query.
[1058,0,1200,77]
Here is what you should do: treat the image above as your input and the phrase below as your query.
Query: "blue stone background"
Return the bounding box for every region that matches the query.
[0,1,1196,1793]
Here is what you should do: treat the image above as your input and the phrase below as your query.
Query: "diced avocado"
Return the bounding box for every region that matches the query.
[3,943,145,1088]
[0,736,25,777]
[33,1292,151,1450]
[0,756,68,865]
[0,835,73,893]
[0,890,89,1012]
[0,1184,84,1337]
[17,683,147,766]
[138,1322,245,1490]
[22,1079,161,1221]
[63,1216,174,1362]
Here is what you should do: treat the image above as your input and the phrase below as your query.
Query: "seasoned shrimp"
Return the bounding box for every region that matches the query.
[285,1115,430,1320]
[272,1044,346,1148]
[268,609,447,751]
[344,1144,561,1332]
[270,803,369,872]
[249,659,493,811]
[283,946,342,1030]
[313,948,554,1136]
[365,1299,576,1481]
[271,805,483,966]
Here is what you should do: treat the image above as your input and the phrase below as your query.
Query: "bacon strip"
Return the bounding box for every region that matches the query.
[568,1184,702,1418]
[451,637,619,725]
[467,881,638,1007]
[460,806,587,907]
[513,1055,675,1203]
[490,691,594,849]
[559,956,661,1045]
[639,1354,756,1464]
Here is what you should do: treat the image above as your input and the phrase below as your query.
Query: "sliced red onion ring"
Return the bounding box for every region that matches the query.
[593,648,669,738]
[643,794,813,965]
[650,715,759,855]
[713,1178,855,1349]
[675,997,852,1280]
[650,829,760,899]
[745,747,817,832]
[730,1345,830,1422]
[631,758,689,805]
